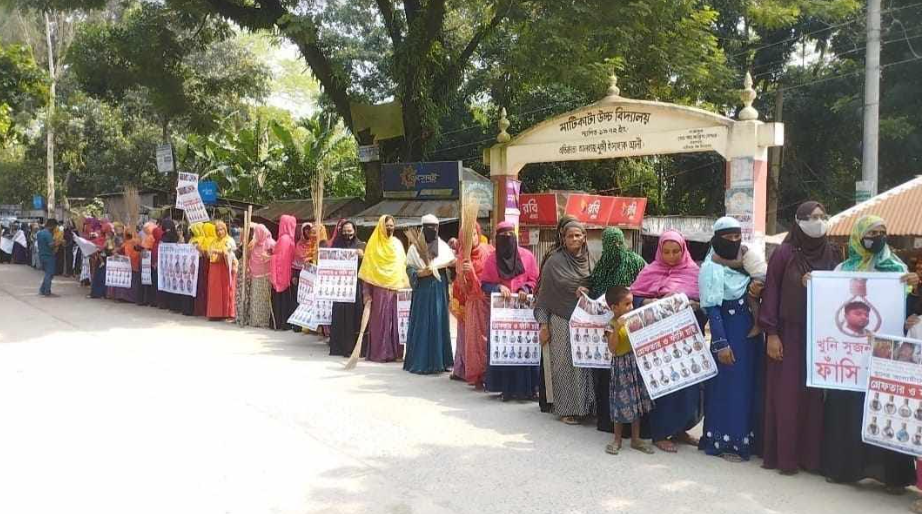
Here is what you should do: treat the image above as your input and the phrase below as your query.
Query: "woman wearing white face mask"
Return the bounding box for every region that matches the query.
[758,201,840,475]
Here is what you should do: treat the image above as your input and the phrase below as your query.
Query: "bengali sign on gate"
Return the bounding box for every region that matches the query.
[489,293,540,366]
[105,256,132,288]
[316,248,359,303]
[622,293,715,400]
[157,243,199,297]
[397,289,412,346]
[569,294,614,369]
[862,334,922,457]
[807,271,906,391]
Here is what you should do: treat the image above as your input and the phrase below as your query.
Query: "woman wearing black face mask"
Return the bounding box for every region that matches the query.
[697,216,763,463]
[328,220,367,357]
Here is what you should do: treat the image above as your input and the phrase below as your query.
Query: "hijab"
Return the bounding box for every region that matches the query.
[423,224,440,259]
[699,217,751,308]
[631,230,699,299]
[160,218,180,244]
[590,227,646,297]
[494,222,525,280]
[295,222,314,265]
[122,226,141,270]
[271,214,298,292]
[211,221,236,253]
[249,223,276,277]
[778,201,840,321]
[358,215,410,290]
[330,220,361,249]
[201,223,217,252]
[535,221,592,319]
[188,223,205,248]
[838,215,907,272]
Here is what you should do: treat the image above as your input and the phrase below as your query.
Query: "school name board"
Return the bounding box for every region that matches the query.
[381,161,462,199]
[518,193,647,228]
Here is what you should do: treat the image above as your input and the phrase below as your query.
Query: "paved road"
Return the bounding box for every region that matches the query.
[0,264,915,514]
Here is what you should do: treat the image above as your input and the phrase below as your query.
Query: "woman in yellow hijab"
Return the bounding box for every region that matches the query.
[358,215,409,363]
[206,220,237,320]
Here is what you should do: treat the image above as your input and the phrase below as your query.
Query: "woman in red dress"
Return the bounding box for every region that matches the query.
[206,221,238,320]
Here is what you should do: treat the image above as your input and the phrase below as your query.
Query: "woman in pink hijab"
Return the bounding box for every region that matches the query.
[241,223,276,329]
[271,215,298,330]
[630,230,703,453]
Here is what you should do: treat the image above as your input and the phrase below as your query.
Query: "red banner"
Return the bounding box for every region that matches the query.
[564,194,616,225]
[519,194,558,226]
[608,197,647,228]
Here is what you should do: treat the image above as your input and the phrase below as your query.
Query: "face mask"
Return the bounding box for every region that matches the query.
[343,233,354,240]
[862,235,887,254]
[798,219,828,239]
[712,235,742,260]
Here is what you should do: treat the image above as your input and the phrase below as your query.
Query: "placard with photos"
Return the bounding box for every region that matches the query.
[316,248,359,302]
[862,334,922,457]
[489,293,540,366]
[397,289,412,345]
[157,243,200,297]
[105,256,132,288]
[297,265,317,305]
[569,294,614,369]
[288,302,314,329]
[141,250,152,285]
[622,293,716,400]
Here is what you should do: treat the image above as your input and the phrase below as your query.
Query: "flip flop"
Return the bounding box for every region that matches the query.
[720,453,743,463]
[605,443,621,455]
[631,442,655,455]
[561,416,581,425]
[654,440,677,453]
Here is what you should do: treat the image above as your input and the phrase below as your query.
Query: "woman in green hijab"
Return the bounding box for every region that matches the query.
[590,227,647,433]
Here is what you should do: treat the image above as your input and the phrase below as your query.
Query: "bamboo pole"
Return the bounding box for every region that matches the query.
[238,206,252,316]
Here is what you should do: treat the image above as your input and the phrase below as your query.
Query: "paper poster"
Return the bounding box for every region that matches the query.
[862,334,922,457]
[316,248,359,302]
[312,298,333,327]
[569,294,614,369]
[79,255,90,282]
[397,289,412,345]
[156,143,174,173]
[0,237,13,254]
[297,265,317,305]
[73,235,100,257]
[157,243,200,297]
[105,256,132,288]
[489,293,540,366]
[175,173,200,208]
[288,303,314,329]
[622,293,716,400]
[140,251,152,285]
[176,184,210,223]
[807,271,907,391]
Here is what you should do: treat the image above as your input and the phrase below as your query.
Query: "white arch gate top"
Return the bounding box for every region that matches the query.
[484,72,784,248]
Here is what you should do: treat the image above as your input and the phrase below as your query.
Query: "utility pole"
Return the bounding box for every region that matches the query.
[44,11,56,219]
[861,0,881,198]
[767,89,783,235]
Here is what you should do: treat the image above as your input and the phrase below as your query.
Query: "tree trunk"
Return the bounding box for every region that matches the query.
[44,11,56,219]
[358,130,382,206]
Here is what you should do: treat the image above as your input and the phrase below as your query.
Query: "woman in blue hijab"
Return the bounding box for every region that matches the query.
[697,216,764,462]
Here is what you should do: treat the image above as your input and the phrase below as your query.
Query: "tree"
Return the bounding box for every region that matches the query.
[68,1,270,142]
[0,41,47,145]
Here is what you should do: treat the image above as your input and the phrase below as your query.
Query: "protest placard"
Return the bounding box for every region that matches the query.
[176,184,210,223]
[569,294,613,369]
[1,237,14,254]
[73,235,100,257]
[623,293,716,400]
[862,334,922,457]
[105,256,132,288]
[489,293,540,366]
[141,250,152,285]
[288,303,314,329]
[157,243,199,297]
[397,289,412,346]
[316,248,359,302]
[808,271,906,391]
[297,265,317,304]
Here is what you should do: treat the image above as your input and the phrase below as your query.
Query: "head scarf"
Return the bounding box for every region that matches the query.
[295,222,314,265]
[200,223,217,251]
[422,215,440,258]
[631,230,699,299]
[358,215,410,290]
[122,226,141,271]
[328,219,347,247]
[699,218,751,308]
[249,223,276,277]
[783,201,839,273]
[838,215,906,272]
[494,221,525,280]
[535,221,592,319]
[151,226,163,265]
[160,218,179,244]
[188,223,205,248]
[271,215,298,292]
[330,220,361,249]
[141,222,157,250]
[211,221,236,253]
[591,227,646,297]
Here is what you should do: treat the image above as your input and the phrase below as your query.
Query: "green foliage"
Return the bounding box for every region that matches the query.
[0,41,47,145]
[68,1,269,137]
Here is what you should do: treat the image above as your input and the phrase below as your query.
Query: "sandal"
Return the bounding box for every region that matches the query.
[631,442,655,454]
[561,416,581,425]
[605,442,621,455]
[720,453,743,463]
[654,440,677,453]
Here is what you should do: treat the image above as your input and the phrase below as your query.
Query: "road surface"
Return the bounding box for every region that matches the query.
[0,264,915,514]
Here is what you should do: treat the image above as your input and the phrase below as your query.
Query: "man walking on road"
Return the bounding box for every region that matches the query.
[37,218,59,297]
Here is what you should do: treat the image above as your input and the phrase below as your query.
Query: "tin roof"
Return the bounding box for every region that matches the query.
[255,197,366,223]
[353,199,490,228]
[828,176,922,237]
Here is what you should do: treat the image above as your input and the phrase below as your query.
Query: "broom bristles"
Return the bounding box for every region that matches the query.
[461,198,480,261]
[123,185,141,228]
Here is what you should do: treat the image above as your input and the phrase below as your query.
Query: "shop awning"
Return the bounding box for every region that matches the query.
[353,199,489,228]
